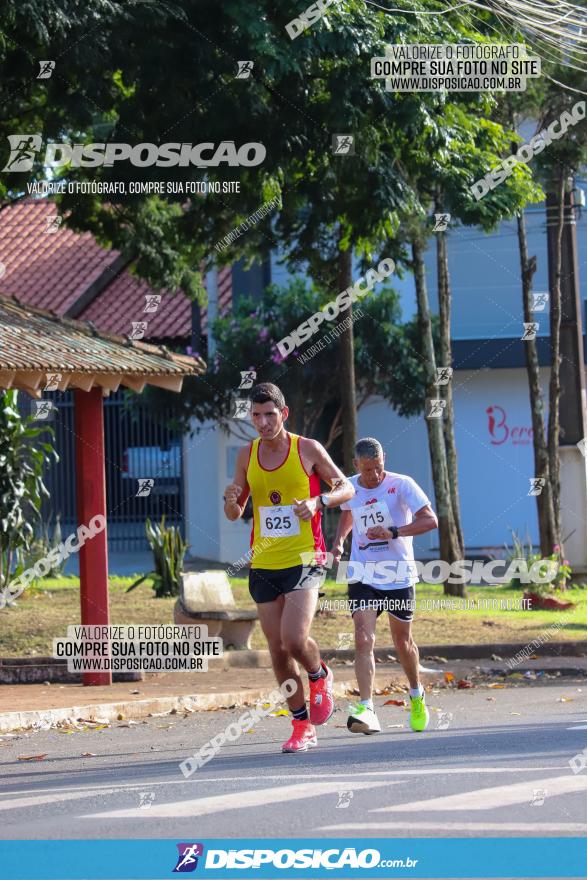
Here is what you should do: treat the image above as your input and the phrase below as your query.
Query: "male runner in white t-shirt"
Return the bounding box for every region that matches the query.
[331,437,438,735]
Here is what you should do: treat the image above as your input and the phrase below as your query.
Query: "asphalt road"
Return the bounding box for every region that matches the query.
[0,680,586,840]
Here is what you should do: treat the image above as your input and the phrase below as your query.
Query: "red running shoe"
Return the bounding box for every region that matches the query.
[309,661,334,725]
[282,719,318,753]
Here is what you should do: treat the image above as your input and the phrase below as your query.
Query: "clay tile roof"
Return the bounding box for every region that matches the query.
[0,200,232,339]
[0,294,205,397]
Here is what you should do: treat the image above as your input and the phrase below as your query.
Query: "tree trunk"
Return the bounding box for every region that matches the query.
[435,206,464,558]
[547,174,565,551]
[412,237,464,596]
[516,210,557,557]
[337,247,357,474]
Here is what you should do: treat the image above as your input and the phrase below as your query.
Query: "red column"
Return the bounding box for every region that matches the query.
[74,387,111,686]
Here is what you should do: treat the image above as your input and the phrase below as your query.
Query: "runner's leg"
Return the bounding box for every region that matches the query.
[352,608,378,701]
[388,615,420,689]
[281,588,320,673]
[257,594,305,710]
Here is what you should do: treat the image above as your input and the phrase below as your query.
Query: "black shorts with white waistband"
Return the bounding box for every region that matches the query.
[348,582,415,622]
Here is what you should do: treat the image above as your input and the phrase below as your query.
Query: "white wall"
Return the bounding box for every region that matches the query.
[183,419,255,565]
[355,367,587,562]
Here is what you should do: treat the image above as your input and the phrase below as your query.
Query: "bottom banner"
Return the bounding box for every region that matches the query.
[0,838,585,879]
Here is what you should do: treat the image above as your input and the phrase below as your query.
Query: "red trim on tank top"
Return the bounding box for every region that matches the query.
[309,471,326,555]
[297,436,313,478]
[256,433,292,472]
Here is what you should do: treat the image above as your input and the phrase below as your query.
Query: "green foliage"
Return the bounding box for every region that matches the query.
[144,276,428,441]
[0,391,58,593]
[127,516,187,598]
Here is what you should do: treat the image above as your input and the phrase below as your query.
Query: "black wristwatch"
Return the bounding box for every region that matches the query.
[319,494,329,510]
[390,526,399,539]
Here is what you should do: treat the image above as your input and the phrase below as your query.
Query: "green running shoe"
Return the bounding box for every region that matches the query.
[409,690,429,732]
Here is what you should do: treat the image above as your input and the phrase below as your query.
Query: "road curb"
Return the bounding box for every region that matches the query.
[0,676,406,734]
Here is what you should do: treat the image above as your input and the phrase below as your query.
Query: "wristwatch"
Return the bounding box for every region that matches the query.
[390,526,399,539]
[319,494,329,510]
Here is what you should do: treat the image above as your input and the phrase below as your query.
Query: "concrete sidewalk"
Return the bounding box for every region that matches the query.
[1,654,586,734]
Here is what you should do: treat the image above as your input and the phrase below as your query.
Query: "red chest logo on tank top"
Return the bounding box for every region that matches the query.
[388,487,396,494]
[269,490,282,504]
[365,498,377,505]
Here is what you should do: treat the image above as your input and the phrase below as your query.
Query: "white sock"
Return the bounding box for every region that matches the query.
[360,698,374,711]
[409,685,424,699]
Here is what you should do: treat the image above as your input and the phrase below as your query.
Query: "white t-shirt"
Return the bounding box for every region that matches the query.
[340,471,431,590]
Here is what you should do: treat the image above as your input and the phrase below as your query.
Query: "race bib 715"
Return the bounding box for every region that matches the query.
[353,501,393,535]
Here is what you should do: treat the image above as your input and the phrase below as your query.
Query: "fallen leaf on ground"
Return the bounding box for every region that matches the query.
[486,697,496,701]
[488,683,506,689]
[425,656,448,663]
[529,654,540,659]
[558,697,574,702]
[130,690,141,695]
[511,712,521,716]
[81,752,97,757]
[509,673,524,679]
[444,672,455,683]
[245,729,256,734]
[457,680,474,689]
[117,714,125,721]
[78,717,109,725]
[18,754,47,761]
[383,699,406,707]
[269,709,289,717]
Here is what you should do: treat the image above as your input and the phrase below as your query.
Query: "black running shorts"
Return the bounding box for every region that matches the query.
[249,565,325,604]
[348,582,415,622]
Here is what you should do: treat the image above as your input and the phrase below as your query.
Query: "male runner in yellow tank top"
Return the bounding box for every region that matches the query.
[224,382,354,753]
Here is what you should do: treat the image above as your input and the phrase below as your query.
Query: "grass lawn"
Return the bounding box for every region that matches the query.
[1,573,586,656]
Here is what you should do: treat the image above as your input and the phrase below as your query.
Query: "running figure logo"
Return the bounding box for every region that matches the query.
[173,843,204,873]
[426,399,446,419]
[332,135,355,155]
[433,213,450,232]
[130,321,148,340]
[528,477,545,496]
[2,134,42,172]
[239,370,256,390]
[434,366,453,385]
[144,294,161,313]
[522,322,539,341]
[37,61,55,78]
[236,61,254,78]
[531,293,549,312]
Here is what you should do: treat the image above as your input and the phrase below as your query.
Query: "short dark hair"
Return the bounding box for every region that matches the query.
[249,382,286,410]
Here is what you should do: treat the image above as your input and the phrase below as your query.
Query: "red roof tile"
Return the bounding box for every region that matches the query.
[0,199,232,341]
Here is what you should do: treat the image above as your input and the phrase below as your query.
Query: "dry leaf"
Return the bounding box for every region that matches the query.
[383,699,406,707]
[486,696,496,701]
[488,683,506,689]
[269,709,289,717]
[558,697,574,702]
[457,680,473,689]
[81,752,97,757]
[444,672,455,683]
[18,754,47,761]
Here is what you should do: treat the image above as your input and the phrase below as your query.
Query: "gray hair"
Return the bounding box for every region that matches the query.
[355,437,383,460]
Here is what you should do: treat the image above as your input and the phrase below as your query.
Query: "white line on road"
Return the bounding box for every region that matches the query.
[321,821,587,833]
[567,725,587,730]
[370,774,587,813]
[80,780,395,820]
[0,766,568,811]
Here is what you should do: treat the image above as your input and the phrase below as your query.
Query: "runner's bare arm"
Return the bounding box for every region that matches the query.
[293,439,354,521]
[331,509,354,562]
[223,446,251,521]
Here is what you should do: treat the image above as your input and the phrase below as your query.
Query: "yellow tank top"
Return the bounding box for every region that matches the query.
[246,433,325,570]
